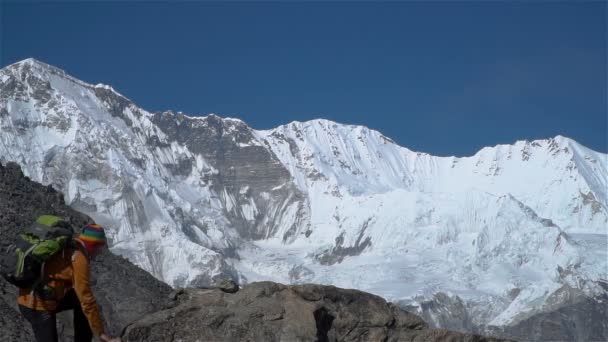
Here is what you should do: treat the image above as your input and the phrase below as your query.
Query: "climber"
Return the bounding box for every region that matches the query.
[15,219,121,342]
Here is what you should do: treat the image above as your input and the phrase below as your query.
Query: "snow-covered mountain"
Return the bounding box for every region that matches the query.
[1,58,606,339]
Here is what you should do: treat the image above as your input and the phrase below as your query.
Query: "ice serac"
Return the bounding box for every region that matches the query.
[1,58,606,340]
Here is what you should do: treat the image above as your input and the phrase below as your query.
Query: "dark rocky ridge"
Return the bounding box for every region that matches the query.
[123,281,506,342]
[0,162,172,341]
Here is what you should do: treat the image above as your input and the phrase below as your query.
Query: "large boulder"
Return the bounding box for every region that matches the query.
[123,281,505,342]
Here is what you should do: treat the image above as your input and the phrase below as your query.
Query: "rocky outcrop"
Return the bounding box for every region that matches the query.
[0,294,32,342]
[123,281,505,342]
[488,286,608,342]
[0,162,172,341]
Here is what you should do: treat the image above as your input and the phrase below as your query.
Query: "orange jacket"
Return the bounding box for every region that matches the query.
[18,245,105,336]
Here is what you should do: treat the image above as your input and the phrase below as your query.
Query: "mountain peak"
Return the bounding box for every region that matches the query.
[12,57,44,66]
[521,135,576,148]
[277,118,379,139]
[6,57,55,72]
[551,134,579,148]
[483,135,578,156]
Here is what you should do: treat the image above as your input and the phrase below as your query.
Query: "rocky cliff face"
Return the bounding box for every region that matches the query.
[149,111,308,242]
[0,162,172,341]
[1,58,606,340]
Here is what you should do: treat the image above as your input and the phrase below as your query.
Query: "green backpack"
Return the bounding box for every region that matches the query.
[1,215,74,290]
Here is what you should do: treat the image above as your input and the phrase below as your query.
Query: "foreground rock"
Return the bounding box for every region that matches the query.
[123,282,505,342]
[0,162,172,341]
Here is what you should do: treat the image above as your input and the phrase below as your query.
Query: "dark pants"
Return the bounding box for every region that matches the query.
[19,289,93,342]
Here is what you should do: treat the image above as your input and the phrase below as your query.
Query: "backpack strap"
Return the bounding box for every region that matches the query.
[71,239,90,262]
[29,261,46,306]
[16,244,39,277]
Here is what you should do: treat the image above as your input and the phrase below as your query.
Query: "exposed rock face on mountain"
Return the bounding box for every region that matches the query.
[1,58,607,340]
[123,281,505,342]
[491,285,608,341]
[0,162,172,341]
[400,284,608,341]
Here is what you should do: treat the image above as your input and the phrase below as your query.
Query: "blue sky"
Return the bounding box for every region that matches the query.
[1,2,606,156]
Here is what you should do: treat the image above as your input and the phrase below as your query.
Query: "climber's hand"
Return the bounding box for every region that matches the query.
[100,333,122,342]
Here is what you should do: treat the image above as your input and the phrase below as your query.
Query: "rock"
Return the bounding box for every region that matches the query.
[168,288,186,301]
[0,162,172,341]
[0,281,34,342]
[217,278,239,293]
[123,282,506,342]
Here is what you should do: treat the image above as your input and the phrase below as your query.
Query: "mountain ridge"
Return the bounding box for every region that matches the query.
[6,57,600,158]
